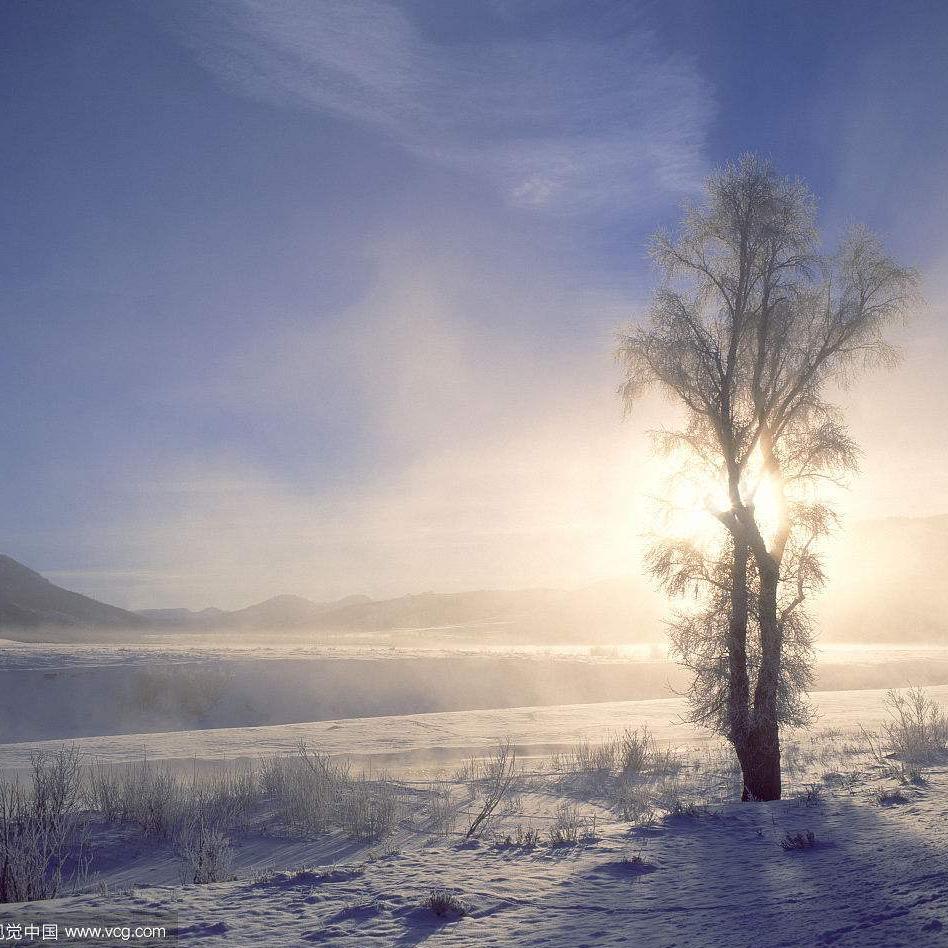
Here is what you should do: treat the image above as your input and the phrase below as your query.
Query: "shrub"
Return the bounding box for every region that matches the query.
[260,744,349,836]
[550,727,681,802]
[655,778,705,818]
[336,777,401,841]
[176,821,234,884]
[84,758,186,840]
[780,830,816,851]
[495,825,542,849]
[465,740,517,839]
[794,783,824,806]
[619,727,653,777]
[611,782,656,824]
[260,742,401,841]
[883,688,948,765]
[423,888,468,918]
[877,787,909,806]
[648,746,684,778]
[83,742,402,845]
[548,803,597,847]
[190,765,258,833]
[0,747,87,903]
[425,786,458,836]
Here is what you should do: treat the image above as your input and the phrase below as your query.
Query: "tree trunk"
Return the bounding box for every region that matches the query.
[726,538,750,745]
[736,720,781,801]
[743,557,783,801]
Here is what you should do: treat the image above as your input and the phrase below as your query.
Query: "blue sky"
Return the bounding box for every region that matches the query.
[2,0,947,608]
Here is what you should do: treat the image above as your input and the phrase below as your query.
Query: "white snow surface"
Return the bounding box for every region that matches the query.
[2,685,943,776]
[2,687,948,945]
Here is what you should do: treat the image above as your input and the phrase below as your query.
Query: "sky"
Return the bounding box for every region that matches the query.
[2,0,947,609]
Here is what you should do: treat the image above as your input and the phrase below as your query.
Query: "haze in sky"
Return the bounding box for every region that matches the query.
[2,0,947,609]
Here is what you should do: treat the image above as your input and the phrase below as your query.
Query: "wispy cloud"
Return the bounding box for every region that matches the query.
[175,0,712,212]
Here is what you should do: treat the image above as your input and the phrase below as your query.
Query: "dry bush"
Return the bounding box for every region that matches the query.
[259,745,348,835]
[84,758,186,839]
[84,741,400,845]
[654,778,706,818]
[548,803,598,847]
[883,688,948,765]
[261,742,400,840]
[780,830,816,851]
[176,820,234,884]
[551,727,681,785]
[190,766,259,833]
[793,783,824,807]
[611,782,656,824]
[336,777,401,840]
[425,786,459,836]
[0,747,87,903]
[465,740,517,839]
[423,888,468,918]
[3,741,405,898]
[619,727,654,776]
[495,825,542,849]
[877,787,909,806]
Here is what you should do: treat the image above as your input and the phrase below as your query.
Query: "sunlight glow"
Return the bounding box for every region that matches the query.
[649,447,791,556]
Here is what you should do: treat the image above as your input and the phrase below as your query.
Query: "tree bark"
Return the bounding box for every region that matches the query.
[726,538,750,746]
[725,516,784,801]
[736,719,781,801]
[744,556,783,800]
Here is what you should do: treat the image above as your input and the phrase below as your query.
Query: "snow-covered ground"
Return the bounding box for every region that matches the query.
[2,685,944,776]
[69,771,948,947]
[2,703,946,946]
[3,642,948,945]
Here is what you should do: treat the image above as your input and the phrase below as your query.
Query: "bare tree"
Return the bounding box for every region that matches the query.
[619,156,917,800]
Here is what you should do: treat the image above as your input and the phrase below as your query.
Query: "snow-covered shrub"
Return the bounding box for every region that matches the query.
[611,782,656,824]
[337,777,401,841]
[84,758,187,839]
[425,786,458,835]
[176,821,234,884]
[261,742,401,840]
[654,778,705,818]
[0,748,86,903]
[260,742,350,835]
[793,783,823,806]
[191,766,259,833]
[883,688,948,765]
[548,803,581,846]
[548,803,598,847]
[648,745,684,778]
[877,787,909,806]
[551,727,681,791]
[495,825,542,849]
[619,727,653,776]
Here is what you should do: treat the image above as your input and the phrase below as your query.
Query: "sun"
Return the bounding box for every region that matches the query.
[650,447,788,554]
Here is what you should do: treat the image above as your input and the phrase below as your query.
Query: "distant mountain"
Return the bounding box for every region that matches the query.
[8,511,948,644]
[0,555,146,633]
[223,594,372,629]
[139,592,378,631]
[137,606,224,628]
[139,580,661,641]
